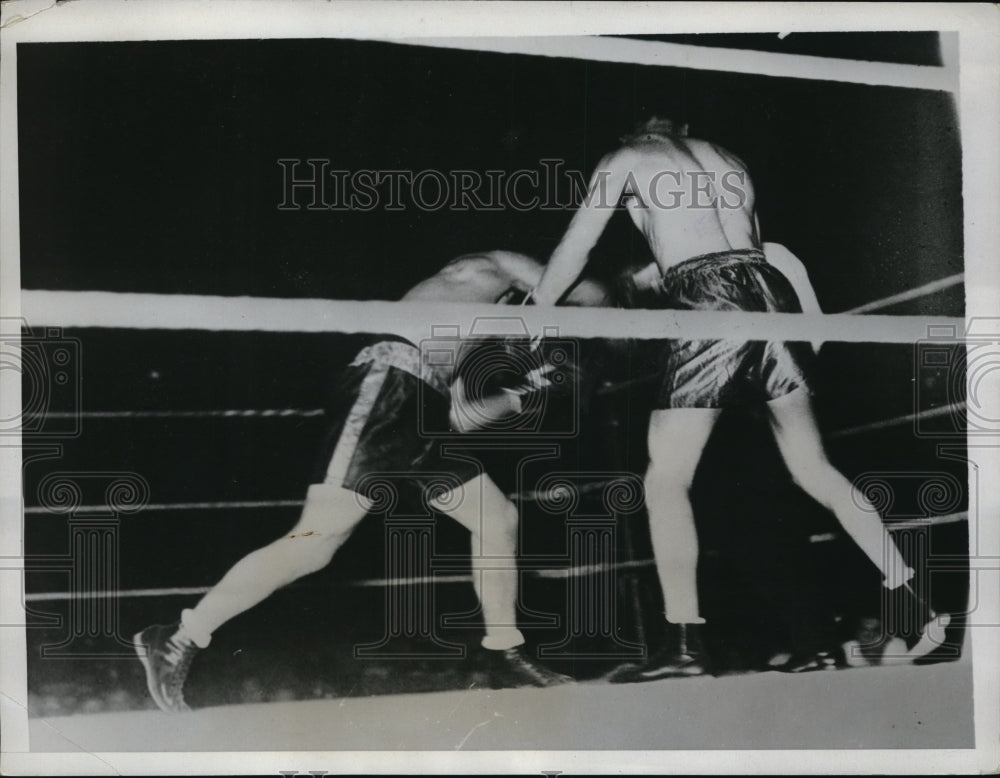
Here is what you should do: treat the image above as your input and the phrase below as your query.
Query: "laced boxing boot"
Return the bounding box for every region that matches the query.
[606,622,710,684]
[487,645,574,689]
[134,623,200,713]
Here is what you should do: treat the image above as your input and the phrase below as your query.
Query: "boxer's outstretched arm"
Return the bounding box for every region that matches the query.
[534,149,636,305]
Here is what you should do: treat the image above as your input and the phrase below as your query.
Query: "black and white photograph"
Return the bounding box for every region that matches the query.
[1,2,998,774]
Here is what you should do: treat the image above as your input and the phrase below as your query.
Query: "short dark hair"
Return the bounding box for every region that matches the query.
[620,116,689,145]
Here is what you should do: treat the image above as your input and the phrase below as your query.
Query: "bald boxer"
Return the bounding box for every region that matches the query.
[135,251,608,712]
[532,117,945,681]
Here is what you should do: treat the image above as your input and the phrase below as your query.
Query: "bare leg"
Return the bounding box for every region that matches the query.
[644,407,721,623]
[431,474,523,650]
[766,388,911,587]
[606,408,721,683]
[181,483,372,646]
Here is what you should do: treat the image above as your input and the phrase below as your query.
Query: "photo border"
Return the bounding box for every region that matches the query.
[2,2,997,774]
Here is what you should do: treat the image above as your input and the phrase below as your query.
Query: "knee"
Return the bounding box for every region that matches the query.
[467,500,519,551]
[499,501,519,537]
[283,487,364,572]
[484,500,520,539]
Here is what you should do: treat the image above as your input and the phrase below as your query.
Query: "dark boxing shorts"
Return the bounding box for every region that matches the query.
[651,248,813,409]
[313,338,480,500]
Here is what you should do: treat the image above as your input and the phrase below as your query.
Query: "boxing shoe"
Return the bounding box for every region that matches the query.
[877,580,952,664]
[134,623,199,713]
[486,645,573,689]
[607,622,711,683]
[848,583,951,666]
[889,581,950,654]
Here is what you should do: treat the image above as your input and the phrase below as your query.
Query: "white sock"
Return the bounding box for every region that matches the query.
[481,627,525,651]
[883,566,916,590]
[666,614,706,625]
[180,608,213,648]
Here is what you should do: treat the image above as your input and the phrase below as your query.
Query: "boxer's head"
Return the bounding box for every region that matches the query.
[620,116,689,145]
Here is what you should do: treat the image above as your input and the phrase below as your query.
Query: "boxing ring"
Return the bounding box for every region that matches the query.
[26,659,974,752]
[18,271,970,565]
[14,265,974,750]
[5,10,995,769]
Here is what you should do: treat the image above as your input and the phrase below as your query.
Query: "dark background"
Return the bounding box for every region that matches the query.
[19,35,962,313]
[17,35,969,714]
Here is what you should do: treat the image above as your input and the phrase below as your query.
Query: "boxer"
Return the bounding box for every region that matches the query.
[134,251,608,712]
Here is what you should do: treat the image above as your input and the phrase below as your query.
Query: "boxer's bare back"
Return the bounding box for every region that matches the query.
[534,128,760,304]
[402,251,535,303]
[616,135,760,271]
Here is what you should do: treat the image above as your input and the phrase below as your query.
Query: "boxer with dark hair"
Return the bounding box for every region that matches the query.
[532,119,946,681]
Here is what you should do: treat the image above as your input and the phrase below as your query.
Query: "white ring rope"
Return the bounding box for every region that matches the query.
[20,289,963,344]
[26,397,963,431]
[829,400,967,439]
[392,36,957,94]
[29,408,326,420]
[20,511,968,604]
[842,273,964,314]
[23,499,306,515]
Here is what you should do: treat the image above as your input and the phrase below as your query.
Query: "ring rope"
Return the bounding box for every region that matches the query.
[23,499,305,515]
[27,397,965,432]
[829,400,967,439]
[19,275,968,597]
[843,273,964,315]
[405,36,958,94]
[19,289,963,344]
[20,511,968,604]
[21,395,967,517]
[22,394,966,517]
[31,408,325,420]
[19,270,962,427]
